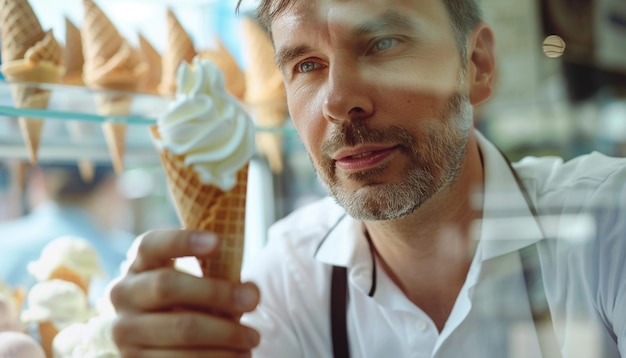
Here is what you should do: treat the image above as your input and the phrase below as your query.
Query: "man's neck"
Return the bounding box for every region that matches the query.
[363,132,484,330]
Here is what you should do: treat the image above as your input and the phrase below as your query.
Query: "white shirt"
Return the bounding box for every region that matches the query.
[242,132,626,358]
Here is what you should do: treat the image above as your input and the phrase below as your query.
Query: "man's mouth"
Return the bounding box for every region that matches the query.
[334,146,398,172]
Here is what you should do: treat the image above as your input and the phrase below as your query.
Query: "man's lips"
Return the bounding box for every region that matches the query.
[333,145,398,172]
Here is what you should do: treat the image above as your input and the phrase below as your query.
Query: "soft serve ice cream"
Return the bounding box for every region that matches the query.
[155,56,255,190]
[152,56,254,282]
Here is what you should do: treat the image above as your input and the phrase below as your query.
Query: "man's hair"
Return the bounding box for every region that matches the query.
[35,163,115,203]
[237,0,483,58]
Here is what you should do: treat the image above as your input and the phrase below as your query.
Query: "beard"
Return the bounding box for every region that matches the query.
[313,91,473,221]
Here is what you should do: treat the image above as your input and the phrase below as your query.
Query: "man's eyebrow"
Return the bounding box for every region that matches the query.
[275,44,312,71]
[354,10,419,37]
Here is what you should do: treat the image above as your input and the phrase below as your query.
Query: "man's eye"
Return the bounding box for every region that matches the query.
[297,61,319,73]
[372,38,396,52]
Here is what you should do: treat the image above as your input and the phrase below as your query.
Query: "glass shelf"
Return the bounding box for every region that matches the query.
[0,79,294,165]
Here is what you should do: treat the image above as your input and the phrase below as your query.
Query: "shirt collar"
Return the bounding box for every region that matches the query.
[313,131,545,269]
[475,131,544,260]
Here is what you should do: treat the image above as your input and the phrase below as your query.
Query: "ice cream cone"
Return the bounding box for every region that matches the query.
[38,321,58,358]
[240,17,287,173]
[138,33,162,94]
[62,17,84,86]
[48,265,90,296]
[159,8,196,95]
[198,38,246,100]
[151,126,248,282]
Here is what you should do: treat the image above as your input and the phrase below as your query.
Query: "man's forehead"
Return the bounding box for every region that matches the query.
[270,0,447,31]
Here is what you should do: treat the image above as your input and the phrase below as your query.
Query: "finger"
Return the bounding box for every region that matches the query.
[113,312,260,350]
[119,347,251,358]
[111,269,260,314]
[130,229,219,273]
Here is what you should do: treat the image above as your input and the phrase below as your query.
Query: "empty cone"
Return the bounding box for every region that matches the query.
[159,8,196,95]
[63,17,84,86]
[151,127,248,282]
[0,0,45,63]
[198,38,245,100]
[138,34,162,94]
[82,0,145,173]
[240,17,287,173]
[97,94,132,174]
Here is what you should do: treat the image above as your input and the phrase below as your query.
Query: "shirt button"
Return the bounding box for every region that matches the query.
[416,319,429,332]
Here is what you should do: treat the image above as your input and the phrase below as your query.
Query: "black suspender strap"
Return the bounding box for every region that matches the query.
[331,265,350,358]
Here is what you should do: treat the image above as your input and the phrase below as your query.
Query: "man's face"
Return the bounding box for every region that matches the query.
[271,0,474,220]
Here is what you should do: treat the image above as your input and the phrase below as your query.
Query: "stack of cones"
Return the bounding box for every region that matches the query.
[151,127,249,283]
[240,17,288,173]
[0,0,65,164]
[81,0,147,174]
[198,37,246,101]
[159,8,196,96]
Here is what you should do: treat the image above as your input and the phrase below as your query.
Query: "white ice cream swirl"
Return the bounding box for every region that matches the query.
[157,57,255,191]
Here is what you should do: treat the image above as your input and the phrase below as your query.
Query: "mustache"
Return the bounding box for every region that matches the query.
[321,123,415,158]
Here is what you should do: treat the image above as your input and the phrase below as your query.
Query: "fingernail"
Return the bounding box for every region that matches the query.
[234,286,258,309]
[190,233,217,254]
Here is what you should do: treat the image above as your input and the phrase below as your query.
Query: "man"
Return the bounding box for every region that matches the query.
[110,0,626,357]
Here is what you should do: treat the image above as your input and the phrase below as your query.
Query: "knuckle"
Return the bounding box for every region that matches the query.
[204,281,227,305]
[135,231,153,257]
[109,279,128,310]
[152,269,177,301]
[111,316,133,346]
[173,314,199,344]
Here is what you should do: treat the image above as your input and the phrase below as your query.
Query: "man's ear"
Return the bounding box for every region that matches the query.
[467,23,496,106]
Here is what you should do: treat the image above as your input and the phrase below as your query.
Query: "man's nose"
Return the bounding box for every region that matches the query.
[322,62,374,124]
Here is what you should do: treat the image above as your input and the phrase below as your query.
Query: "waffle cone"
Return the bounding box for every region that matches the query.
[151,126,248,283]
[0,0,45,63]
[138,34,162,94]
[6,77,54,164]
[63,17,84,85]
[198,38,246,100]
[96,94,131,173]
[159,8,196,95]
[240,17,285,105]
[38,321,59,358]
[240,18,287,172]
[48,265,90,295]
[81,0,146,88]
